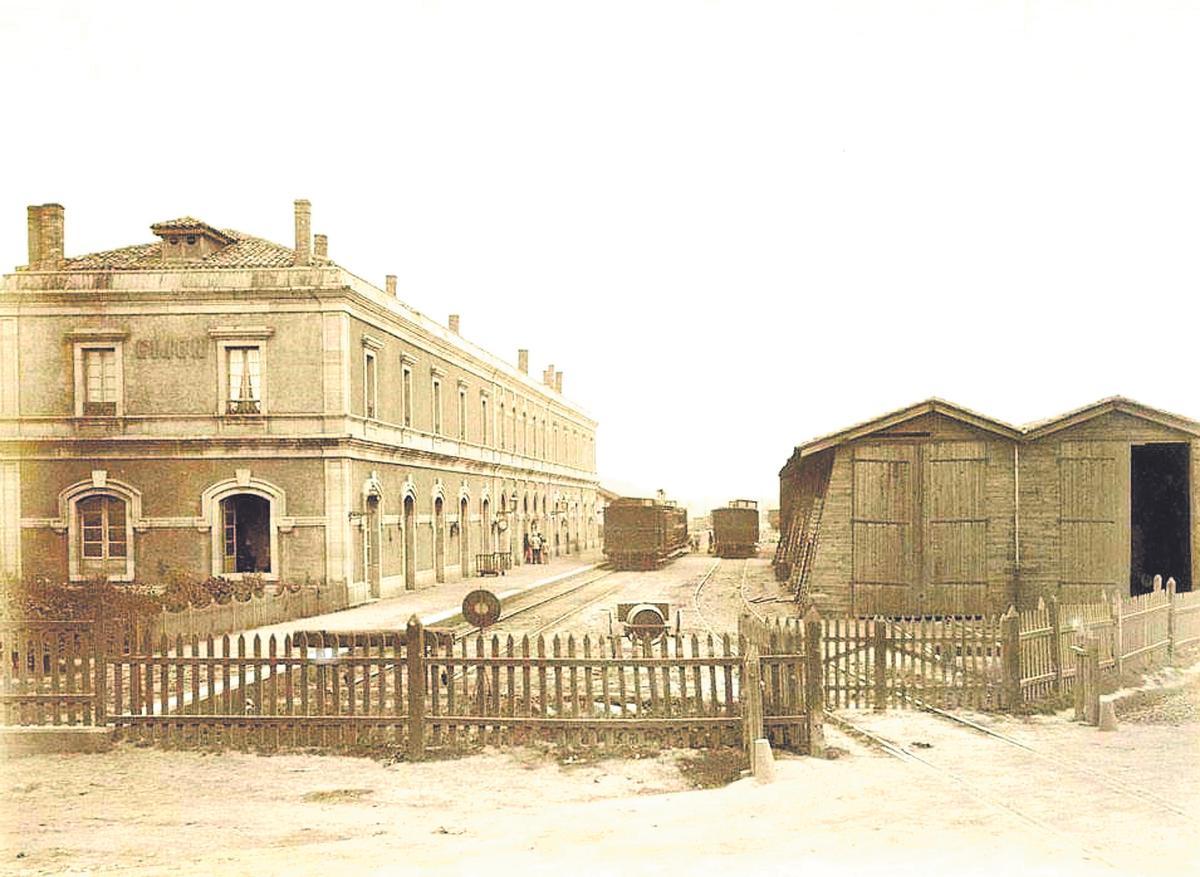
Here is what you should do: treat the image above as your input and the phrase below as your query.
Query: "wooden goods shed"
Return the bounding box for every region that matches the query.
[777,397,1200,616]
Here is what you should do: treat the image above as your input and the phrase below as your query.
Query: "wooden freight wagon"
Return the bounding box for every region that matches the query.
[711,500,760,558]
[776,397,1200,617]
[603,496,689,570]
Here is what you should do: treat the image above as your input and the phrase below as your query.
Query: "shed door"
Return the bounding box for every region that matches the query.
[1059,442,1122,600]
[852,444,915,614]
[924,442,988,615]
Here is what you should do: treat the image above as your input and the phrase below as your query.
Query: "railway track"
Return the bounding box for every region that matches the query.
[730,575,1195,845]
[689,557,725,636]
[450,567,623,640]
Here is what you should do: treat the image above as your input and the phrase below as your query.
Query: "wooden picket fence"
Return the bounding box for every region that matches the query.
[134,584,345,644]
[753,614,1010,712]
[1018,575,1200,702]
[0,621,105,726]
[101,618,821,756]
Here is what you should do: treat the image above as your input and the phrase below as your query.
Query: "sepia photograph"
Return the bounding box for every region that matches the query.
[1,1,1198,874]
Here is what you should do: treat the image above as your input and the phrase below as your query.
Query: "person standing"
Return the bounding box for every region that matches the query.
[523,532,532,565]
[530,530,543,565]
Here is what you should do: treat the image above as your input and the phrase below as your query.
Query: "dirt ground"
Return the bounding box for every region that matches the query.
[563,552,790,637]
[4,680,1197,877]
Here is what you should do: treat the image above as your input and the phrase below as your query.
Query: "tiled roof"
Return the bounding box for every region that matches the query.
[60,229,296,270]
[149,216,208,230]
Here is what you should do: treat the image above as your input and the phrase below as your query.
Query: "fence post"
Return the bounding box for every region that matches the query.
[1078,636,1100,725]
[406,615,426,761]
[1111,592,1124,676]
[92,612,107,726]
[804,607,825,757]
[1047,596,1063,695]
[1166,576,1177,660]
[872,620,887,712]
[742,639,764,770]
[1002,606,1022,710]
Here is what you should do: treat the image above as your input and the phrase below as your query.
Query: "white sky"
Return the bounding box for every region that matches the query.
[2,1,1199,517]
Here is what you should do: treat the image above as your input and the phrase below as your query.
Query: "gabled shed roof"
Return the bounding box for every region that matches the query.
[794,398,1023,458]
[791,396,1200,463]
[1021,396,1200,440]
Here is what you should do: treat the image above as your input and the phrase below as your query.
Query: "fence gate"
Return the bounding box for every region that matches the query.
[820,616,1005,711]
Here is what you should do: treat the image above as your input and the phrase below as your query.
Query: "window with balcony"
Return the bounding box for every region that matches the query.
[458,384,467,440]
[432,377,443,435]
[226,346,263,415]
[364,350,378,419]
[70,331,126,419]
[402,365,414,427]
[83,347,118,416]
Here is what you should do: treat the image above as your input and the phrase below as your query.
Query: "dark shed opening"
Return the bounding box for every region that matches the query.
[1130,443,1191,595]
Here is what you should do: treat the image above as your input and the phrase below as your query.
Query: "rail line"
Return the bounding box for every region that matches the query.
[689,557,725,637]
[823,710,1121,870]
[446,567,619,640]
[733,582,1193,825]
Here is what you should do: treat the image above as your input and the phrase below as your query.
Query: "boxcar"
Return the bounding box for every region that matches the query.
[711,499,760,558]
[603,497,690,570]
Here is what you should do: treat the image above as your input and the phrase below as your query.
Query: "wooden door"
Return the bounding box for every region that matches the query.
[923,442,988,615]
[851,444,916,614]
[1059,441,1122,602]
[365,496,381,598]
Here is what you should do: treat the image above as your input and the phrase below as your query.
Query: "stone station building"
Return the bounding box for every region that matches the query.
[0,201,600,605]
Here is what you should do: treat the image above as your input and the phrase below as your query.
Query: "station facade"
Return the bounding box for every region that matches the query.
[1,201,600,605]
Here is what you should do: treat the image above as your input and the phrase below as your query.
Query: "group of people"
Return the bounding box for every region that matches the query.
[523,530,548,564]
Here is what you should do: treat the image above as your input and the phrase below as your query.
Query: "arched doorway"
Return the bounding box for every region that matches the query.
[220,494,271,574]
[482,498,491,553]
[521,494,529,565]
[365,494,381,598]
[403,494,416,590]
[499,494,509,560]
[434,496,445,583]
[459,496,470,577]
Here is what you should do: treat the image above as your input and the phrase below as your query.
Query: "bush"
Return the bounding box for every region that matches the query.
[1,572,307,622]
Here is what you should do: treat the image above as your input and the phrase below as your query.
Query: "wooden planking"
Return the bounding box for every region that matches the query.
[1058,445,1123,592]
[852,444,916,601]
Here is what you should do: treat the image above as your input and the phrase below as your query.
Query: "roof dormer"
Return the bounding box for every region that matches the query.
[150,217,235,263]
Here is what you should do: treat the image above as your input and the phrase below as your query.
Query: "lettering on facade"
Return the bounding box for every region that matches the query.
[134,338,207,360]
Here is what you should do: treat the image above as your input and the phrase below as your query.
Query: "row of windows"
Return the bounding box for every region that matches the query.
[69,337,595,470]
[362,346,595,468]
[74,339,268,418]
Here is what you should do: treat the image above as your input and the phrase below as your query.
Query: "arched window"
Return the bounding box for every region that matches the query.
[61,477,140,583]
[78,494,128,577]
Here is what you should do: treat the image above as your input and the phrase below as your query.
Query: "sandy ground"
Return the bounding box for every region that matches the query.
[5,555,1195,876]
[560,552,789,637]
[5,694,1197,877]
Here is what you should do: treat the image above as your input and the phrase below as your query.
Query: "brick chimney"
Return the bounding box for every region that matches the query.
[26,206,41,268]
[293,199,311,266]
[543,365,555,387]
[448,314,460,334]
[555,371,563,394]
[385,275,397,296]
[25,204,66,270]
[518,349,529,373]
[313,233,328,261]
